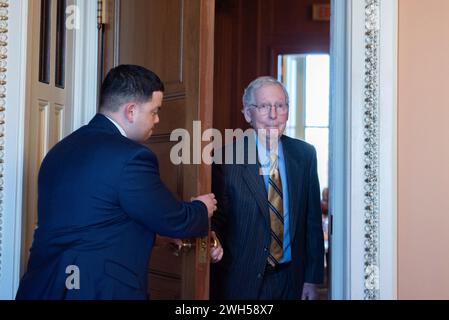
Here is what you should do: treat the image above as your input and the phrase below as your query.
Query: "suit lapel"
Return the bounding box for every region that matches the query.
[240,136,306,237]
[282,136,305,243]
[242,163,270,226]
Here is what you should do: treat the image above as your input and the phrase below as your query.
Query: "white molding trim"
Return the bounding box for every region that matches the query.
[348,0,367,300]
[330,0,397,300]
[329,0,351,300]
[378,0,398,300]
[67,0,98,131]
[1,0,28,299]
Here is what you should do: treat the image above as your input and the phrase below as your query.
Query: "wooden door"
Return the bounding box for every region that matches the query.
[100,0,215,299]
[22,0,74,271]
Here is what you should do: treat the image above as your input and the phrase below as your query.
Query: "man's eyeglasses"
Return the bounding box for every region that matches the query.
[249,103,289,115]
[150,107,161,116]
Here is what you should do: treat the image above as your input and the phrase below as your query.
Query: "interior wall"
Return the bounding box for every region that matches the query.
[398,0,449,299]
[214,0,330,133]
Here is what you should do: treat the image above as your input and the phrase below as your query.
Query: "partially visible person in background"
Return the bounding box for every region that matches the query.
[321,187,329,274]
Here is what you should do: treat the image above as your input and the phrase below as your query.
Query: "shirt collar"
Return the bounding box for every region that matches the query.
[104,115,127,137]
[255,132,284,171]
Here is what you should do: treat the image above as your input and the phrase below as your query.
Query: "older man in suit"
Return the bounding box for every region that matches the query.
[16,65,217,300]
[211,76,324,300]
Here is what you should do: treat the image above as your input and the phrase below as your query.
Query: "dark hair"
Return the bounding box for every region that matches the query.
[99,65,165,112]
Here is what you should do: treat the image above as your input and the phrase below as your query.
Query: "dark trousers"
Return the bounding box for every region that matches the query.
[257,263,298,300]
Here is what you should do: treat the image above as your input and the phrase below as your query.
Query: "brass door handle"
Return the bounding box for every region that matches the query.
[172,239,195,256]
[171,237,216,260]
[179,239,195,250]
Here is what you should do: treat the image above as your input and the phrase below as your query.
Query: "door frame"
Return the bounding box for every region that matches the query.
[66,0,99,130]
[195,0,215,300]
[330,0,398,299]
[0,0,98,299]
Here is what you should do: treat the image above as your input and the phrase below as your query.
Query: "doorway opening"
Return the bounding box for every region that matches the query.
[278,53,330,300]
[213,0,333,300]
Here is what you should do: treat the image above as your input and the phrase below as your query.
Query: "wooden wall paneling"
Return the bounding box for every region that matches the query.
[213,0,238,134]
[235,0,259,131]
[213,0,330,131]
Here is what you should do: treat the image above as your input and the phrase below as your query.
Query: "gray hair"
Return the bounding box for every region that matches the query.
[242,76,290,111]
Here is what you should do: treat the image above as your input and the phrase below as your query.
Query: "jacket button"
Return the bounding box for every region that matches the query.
[257,273,263,279]
[264,247,268,252]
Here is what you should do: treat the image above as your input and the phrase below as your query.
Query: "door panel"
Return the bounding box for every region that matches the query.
[149,136,184,199]
[119,0,185,96]
[101,0,214,299]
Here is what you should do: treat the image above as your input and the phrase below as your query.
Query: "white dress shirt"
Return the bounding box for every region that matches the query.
[104,115,127,137]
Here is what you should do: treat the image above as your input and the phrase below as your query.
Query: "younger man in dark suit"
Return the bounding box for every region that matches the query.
[16,65,216,300]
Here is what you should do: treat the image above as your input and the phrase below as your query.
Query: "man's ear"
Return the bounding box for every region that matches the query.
[123,103,137,123]
[243,108,252,124]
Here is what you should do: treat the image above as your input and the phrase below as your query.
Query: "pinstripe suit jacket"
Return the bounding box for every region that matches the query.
[211,135,324,299]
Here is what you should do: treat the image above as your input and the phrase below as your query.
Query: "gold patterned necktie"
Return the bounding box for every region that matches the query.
[267,153,284,266]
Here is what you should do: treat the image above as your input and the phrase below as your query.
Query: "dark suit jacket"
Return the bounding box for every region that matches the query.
[211,135,324,299]
[16,114,208,300]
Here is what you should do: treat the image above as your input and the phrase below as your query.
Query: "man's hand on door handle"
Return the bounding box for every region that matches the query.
[192,193,217,218]
[155,233,223,262]
[210,231,223,264]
